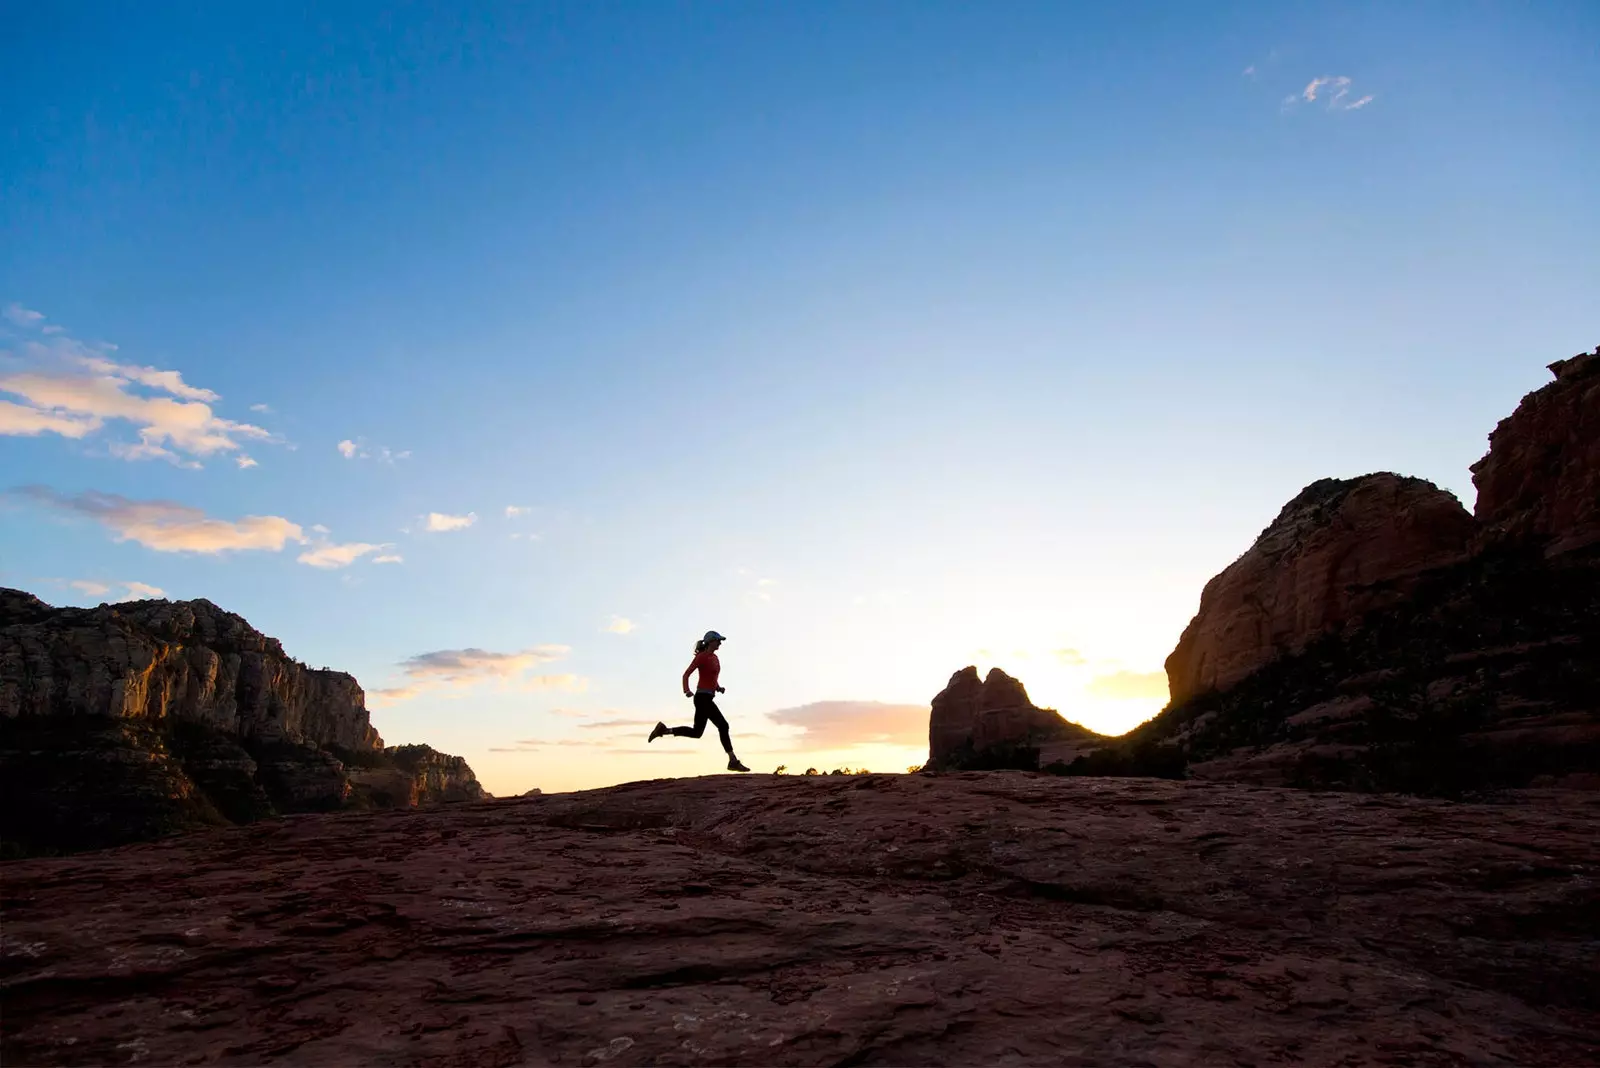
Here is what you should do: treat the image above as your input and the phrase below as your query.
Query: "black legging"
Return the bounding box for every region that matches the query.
[671,692,733,755]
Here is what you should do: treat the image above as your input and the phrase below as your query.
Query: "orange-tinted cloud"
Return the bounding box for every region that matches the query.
[369,645,580,705]
[19,486,304,554]
[765,700,928,748]
[1085,670,1170,701]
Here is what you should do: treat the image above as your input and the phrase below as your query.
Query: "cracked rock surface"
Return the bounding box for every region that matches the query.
[3,773,1598,1066]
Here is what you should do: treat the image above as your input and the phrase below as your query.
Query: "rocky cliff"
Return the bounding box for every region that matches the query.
[1127,348,1600,794]
[1471,347,1600,556]
[927,666,1103,769]
[0,591,486,855]
[1163,474,1477,707]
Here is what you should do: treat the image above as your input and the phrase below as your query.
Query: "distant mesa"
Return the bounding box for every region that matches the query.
[1,590,487,857]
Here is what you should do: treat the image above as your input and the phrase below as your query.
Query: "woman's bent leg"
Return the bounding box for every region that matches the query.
[672,695,714,739]
[704,700,734,756]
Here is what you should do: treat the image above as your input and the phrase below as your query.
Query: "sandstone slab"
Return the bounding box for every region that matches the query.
[3,774,1597,1066]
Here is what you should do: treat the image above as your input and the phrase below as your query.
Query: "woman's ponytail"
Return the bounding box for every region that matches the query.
[694,638,709,653]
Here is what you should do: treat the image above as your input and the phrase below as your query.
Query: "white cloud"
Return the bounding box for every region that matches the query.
[249,403,272,413]
[369,643,576,705]
[373,553,403,564]
[604,616,637,635]
[235,455,258,469]
[1289,75,1376,113]
[18,486,305,554]
[62,578,167,602]
[1242,65,1256,77]
[0,399,98,438]
[424,511,477,532]
[296,540,394,570]
[1303,75,1350,103]
[505,505,531,518]
[337,437,410,463]
[4,303,46,328]
[0,325,273,466]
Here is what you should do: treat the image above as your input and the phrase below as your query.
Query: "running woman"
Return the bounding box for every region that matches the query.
[649,630,750,772]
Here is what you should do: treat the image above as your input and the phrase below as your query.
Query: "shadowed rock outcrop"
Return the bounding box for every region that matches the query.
[1163,474,1477,707]
[0,590,485,855]
[928,666,1103,769]
[1127,348,1600,794]
[1472,347,1600,556]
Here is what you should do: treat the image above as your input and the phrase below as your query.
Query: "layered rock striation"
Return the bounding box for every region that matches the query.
[928,666,1103,769]
[1130,348,1600,793]
[1,591,485,855]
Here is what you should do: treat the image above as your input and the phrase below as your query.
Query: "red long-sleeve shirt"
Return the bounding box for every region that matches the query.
[683,650,720,693]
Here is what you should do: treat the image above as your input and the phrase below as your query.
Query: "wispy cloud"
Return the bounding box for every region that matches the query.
[604,616,636,635]
[249,403,272,414]
[338,437,409,463]
[1053,647,1088,666]
[424,511,477,532]
[16,486,305,554]
[4,303,46,328]
[1085,670,1170,701]
[0,318,275,466]
[505,505,531,518]
[296,540,395,570]
[1285,75,1376,113]
[1242,65,1256,77]
[765,700,928,749]
[63,578,166,601]
[235,455,258,470]
[373,553,403,564]
[369,643,578,705]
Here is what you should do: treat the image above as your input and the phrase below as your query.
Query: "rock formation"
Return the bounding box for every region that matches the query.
[4,774,1596,1065]
[1163,474,1477,707]
[1471,346,1600,556]
[1130,348,1600,793]
[0,590,485,855]
[927,666,1102,769]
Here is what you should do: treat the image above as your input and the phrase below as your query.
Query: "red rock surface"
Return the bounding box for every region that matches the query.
[4,774,1597,1066]
[1471,347,1600,556]
[1164,474,1477,705]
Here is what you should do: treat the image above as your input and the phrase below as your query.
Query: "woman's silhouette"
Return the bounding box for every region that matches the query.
[649,630,750,772]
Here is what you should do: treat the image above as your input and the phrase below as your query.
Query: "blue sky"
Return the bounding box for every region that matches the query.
[3,2,1597,793]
